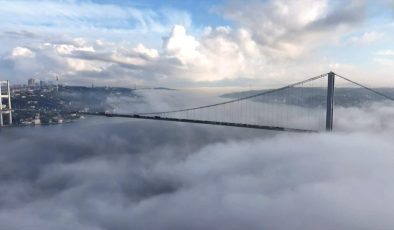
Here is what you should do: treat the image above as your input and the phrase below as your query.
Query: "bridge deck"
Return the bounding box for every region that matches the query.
[82,112,316,133]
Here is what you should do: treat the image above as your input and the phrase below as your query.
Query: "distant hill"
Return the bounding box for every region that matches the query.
[58,85,138,112]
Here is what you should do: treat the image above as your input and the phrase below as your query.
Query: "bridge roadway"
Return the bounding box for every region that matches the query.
[80,111,316,133]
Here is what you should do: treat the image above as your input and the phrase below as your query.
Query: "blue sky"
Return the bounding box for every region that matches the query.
[0,0,394,87]
[90,0,230,26]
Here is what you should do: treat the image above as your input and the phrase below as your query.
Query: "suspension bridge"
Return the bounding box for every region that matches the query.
[2,72,394,132]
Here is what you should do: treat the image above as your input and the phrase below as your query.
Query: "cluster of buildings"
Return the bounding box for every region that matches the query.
[28,78,58,88]
[0,78,82,127]
[1,77,133,128]
[10,78,59,90]
[19,113,66,126]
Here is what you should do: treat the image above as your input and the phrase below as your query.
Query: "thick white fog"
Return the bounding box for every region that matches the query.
[1,89,394,230]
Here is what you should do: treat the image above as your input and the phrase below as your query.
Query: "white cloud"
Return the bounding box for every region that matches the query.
[1,23,389,88]
[54,44,95,55]
[374,57,394,66]
[133,44,159,59]
[217,0,366,59]
[2,0,394,88]
[43,25,269,83]
[66,58,107,72]
[163,25,203,63]
[10,47,34,58]
[376,49,394,56]
[0,0,191,32]
[347,31,384,45]
[374,49,394,67]
[153,25,266,82]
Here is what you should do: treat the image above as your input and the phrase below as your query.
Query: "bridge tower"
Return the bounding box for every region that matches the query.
[0,80,12,127]
[326,72,335,131]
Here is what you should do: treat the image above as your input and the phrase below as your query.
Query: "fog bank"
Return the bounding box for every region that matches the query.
[1,91,394,230]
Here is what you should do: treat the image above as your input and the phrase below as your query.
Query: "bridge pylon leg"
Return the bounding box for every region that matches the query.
[326,72,335,131]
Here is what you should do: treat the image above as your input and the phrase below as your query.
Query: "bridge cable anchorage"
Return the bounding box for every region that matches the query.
[334,73,394,101]
[136,73,329,116]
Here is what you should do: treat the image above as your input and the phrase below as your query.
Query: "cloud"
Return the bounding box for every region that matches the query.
[0,0,191,34]
[374,49,394,67]
[217,0,367,59]
[9,47,35,59]
[335,102,394,131]
[1,0,393,88]
[158,25,265,82]
[1,94,394,229]
[346,31,384,45]
[379,0,394,13]
[374,57,394,66]
[0,25,269,85]
[53,43,95,56]
[163,25,200,58]
[133,44,159,59]
[376,49,394,56]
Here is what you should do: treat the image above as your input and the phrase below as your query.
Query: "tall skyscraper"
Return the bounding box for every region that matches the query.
[28,78,36,87]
